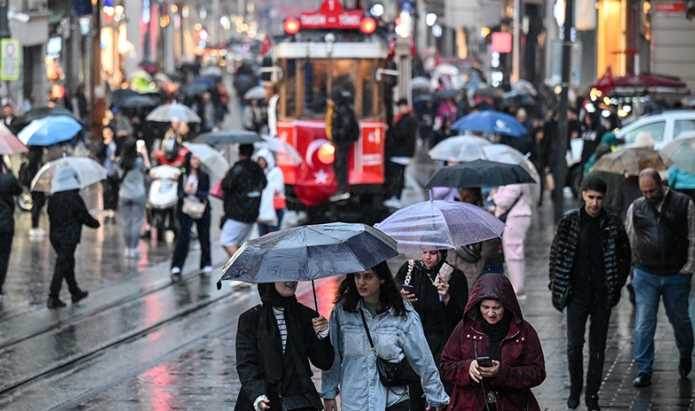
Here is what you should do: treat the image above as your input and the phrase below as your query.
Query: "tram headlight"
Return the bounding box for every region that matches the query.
[360,17,378,34]
[317,143,335,165]
[283,17,301,35]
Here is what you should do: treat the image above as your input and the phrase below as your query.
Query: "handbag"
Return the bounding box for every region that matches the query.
[182,196,206,219]
[359,309,419,387]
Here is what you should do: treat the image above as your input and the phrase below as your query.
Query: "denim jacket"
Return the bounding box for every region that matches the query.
[321,300,449,411]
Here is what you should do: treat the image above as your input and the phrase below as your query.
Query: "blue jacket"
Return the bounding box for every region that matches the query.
[321,300,449,411]
[668,166,695,190]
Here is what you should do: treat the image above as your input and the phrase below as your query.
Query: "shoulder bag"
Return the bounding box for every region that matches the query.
[182,195,206,219]
[358,309,419,387]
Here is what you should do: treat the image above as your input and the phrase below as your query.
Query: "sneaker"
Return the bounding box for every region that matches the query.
[632,373,652,387]
[566,396,580,409]
[383,196,402,209]
[202,266,213,275]
[170,267,181,275]
[47,297,67,309]
[329,192,351,202]
[71,290,89,304]
[585,394,600,410]
[680,356,692,379]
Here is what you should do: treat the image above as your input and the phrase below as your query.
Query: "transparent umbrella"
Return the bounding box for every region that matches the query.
[375,200,505,257]
[183,143,230,182]
[661,134,695,174]
[428,135,491,162]
[31,156,107,194]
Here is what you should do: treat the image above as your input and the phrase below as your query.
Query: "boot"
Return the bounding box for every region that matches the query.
[47,297,67,309]
[71,290,89,304]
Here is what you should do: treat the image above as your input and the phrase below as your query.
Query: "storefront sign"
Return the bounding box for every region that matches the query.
[654,1,686,13]
[0,39,21,81]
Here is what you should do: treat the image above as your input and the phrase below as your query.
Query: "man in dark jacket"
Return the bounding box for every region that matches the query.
[627,169,695,387]
[549,175,631,410]
[329,89,359,202]
[46,188,100,308]
[220,144,267,257]
[384,98,418,208]
[0,161,22,302]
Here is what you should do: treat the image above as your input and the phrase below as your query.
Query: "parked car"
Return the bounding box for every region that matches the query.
[616,110,695,149]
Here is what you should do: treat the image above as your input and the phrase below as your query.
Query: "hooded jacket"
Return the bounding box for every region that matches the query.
[253,149,285,224]
[47,189,100,247]
[440,274,546,411]
[0,171,22,233]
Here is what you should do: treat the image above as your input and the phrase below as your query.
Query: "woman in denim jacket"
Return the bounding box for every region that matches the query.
[322,262,449,411]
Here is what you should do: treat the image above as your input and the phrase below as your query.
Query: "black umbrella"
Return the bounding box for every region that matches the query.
[216,223,399,310]
[435,89,460,99]
[425,159,535,189]
[110,89,140,108]
[194,130,263,146]
[115,94,160,110]
[182,81,212,97]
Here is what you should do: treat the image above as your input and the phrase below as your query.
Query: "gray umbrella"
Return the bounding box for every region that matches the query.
[194,130,263,146]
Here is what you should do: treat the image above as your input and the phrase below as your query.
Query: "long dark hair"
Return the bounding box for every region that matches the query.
[119,138,138,173]
[335,261,406,316]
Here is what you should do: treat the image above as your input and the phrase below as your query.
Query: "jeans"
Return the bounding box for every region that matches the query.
[49,243,81,298]
[171,209,211,270]
[566,296,611,398]
[633,267,694,375]
[257,208,284,237]
[119,198,146,249]
[333,143,351,192]
[0,231,12,293]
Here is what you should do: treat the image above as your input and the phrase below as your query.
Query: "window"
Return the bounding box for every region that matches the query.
[624,121,666,144]
[674,119,695,139]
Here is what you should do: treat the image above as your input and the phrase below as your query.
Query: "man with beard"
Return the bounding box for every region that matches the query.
[627,168,695,387]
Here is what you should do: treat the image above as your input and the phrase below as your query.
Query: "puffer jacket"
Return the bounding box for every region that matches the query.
[548,208,631,311]
[440,274,546,411]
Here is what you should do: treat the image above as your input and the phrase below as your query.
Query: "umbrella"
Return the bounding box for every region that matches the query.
[425,159,536,189]
[0,124,27,155]
[10,107,79,133]
[110,89,140,108]
[201,66,223,77]
[116,94,159,110]
[256,136,302,165]
[428,135,491,162]
[244,85,266,100]
[194,130,263,146]
[511,79,537,96]
[478,144,540,183]
[217,223,398,309]
[452,110,527,138]
[435,89,459,99]
[593,147,666,176]
[31,156,107,194]
[411,76,431,90]
[146,103,201,123]
[375,200,505,256]
[660,135,695,174]
[18,115,83,147]
[182,81,212,97]
[183,143,230,181]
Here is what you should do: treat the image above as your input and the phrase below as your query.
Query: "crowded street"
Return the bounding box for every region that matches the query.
[1,0,695,410]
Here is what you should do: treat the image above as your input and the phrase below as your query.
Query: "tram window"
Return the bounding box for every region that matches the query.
[283,59,297,117]
[302,59,357,118]
[359,60,376,117]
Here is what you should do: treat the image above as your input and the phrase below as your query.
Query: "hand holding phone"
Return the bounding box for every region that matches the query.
[476,356,492,368]
[400,284,417,303]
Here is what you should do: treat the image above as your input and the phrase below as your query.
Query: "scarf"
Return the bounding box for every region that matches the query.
[480,313,511,361]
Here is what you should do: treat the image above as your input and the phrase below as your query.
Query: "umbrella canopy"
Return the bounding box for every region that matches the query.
[110,89,140,108]
[18,115,83,146]
[182,143,230,182]
[31,156,107,194]
[194,130,263,146]
[660,135,695,174]
[452,110,527,138]
[592,147,666,176]
[428,135,491,162]
[182,81,212,97]
[0,124,27,155]
[218,223,398,283]
[411,76,431,90]
[375,200,505,256]
[201,66,223,77]
[244,85,266,100]
[425,159,535,189]
[116,94,159,110]
[10,107,79,134]
[479,144,540,183]
[255,136,302,165]
[146,103,201,123]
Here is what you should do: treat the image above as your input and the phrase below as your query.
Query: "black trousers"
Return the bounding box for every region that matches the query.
[171,210,211,270]
[31,191,46,228]
[333,143,351,192]
[102,177,120,211]
[386,162,407,200]
[0,231,12,293]
[566,296,611,399]
[49,243,81,298]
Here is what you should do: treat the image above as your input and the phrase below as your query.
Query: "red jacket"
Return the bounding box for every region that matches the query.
[440,274,546,411]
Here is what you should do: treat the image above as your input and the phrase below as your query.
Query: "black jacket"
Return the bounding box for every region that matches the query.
[549,208,631,311]
[395,259,468,357]
[47,190,100,247]
[235,303,334,411]
[331,103,359,146]
[222,159,267,224]
[631,190,691,274]
[0,172,22,233]
[176,169,210,215]
[388,112,418,158]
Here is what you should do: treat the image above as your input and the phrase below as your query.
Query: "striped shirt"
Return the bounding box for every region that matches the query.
[273,307,288,353]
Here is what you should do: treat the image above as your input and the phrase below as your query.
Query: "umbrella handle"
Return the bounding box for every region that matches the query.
[312,279,319,312]
[428,189,434,202]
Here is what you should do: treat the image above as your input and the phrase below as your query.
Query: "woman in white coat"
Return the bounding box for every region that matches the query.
[254,149,286,236]
[491,183,533,297]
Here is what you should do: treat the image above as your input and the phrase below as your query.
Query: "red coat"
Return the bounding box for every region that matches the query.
[440,274,546,411]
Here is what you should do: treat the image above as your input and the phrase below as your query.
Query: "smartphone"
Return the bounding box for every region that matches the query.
[476,356,493,368]
[136,139,146,152]
[401,284,415,294]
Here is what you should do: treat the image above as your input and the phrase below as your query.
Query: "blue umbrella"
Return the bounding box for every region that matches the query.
[452,110,527,138]
[17,115,83,146]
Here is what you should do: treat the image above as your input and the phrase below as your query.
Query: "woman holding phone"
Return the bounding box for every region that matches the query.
[396,249,468,411]
[440,273,545,410]
[117,138,150,258]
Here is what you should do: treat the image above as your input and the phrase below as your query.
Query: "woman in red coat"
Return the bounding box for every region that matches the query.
[440,273,546,410]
